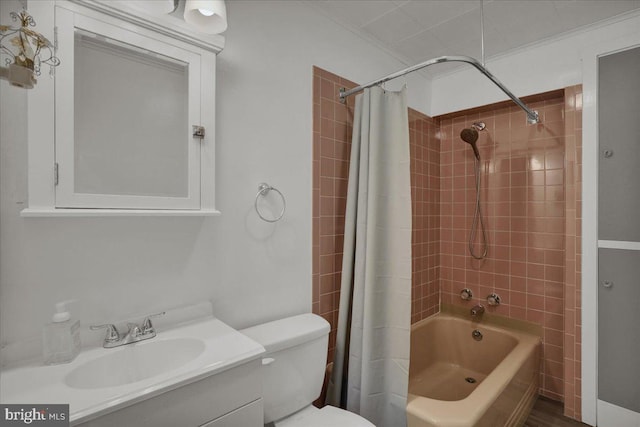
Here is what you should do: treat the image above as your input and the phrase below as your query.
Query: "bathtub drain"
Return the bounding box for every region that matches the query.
[465,377,477,384]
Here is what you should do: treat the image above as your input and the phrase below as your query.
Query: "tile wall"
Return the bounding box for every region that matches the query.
[436,87,582,415]
[312,66,356,364]
[438,92,568,401]
[408,109,441,324]
[312,66,582,420]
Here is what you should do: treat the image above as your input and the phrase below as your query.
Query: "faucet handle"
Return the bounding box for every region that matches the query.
[486,293,501,306]
[141,311,166,335]
[90,324,120,343]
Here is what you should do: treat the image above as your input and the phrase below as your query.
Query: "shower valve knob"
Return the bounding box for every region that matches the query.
[486,293,501,306]
[460,288,473,301]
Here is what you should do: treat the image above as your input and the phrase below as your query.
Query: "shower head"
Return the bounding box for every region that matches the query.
[460,128,481,160]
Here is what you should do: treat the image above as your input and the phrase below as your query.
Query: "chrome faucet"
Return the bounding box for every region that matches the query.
[91,312,165,348]
[470,304,485,318]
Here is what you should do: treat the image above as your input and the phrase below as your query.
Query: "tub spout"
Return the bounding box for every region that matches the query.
[471,304,485,317]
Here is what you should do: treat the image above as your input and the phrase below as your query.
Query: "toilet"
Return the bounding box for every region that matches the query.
[241,313,374,427]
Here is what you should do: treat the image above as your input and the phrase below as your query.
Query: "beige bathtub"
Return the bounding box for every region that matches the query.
[407,310,541,427]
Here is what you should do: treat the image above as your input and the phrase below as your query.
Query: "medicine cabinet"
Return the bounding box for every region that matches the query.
[23,0,223,216]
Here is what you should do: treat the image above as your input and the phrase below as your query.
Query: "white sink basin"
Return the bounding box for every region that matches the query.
[65,338,205,389]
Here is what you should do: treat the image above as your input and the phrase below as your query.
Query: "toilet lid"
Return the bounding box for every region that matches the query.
[275,406,375,427]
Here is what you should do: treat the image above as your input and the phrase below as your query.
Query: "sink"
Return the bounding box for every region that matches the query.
[2,310,265,425]
[65,338,205,389]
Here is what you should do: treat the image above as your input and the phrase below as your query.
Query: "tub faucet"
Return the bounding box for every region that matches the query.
[470,304,485,318]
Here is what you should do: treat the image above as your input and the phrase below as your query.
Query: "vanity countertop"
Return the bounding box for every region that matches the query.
[0,317,265,424]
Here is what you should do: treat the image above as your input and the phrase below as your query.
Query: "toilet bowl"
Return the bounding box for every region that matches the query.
[274,405,374,427]
[241,313,374,427]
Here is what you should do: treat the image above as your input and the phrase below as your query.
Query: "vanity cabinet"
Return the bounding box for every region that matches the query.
[75,359,263,427]
[200,400,263,427]
[1,312,265,427]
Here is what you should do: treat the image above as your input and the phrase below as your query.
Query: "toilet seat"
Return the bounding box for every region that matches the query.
[274,405,375,427]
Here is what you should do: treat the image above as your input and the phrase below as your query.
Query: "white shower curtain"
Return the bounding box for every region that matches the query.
[329,86,412,427]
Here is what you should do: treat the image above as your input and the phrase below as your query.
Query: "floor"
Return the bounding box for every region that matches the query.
[525,397,590,427]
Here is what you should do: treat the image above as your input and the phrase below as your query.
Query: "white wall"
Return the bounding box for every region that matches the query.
[0,0,429,365]
[430,11,640,116]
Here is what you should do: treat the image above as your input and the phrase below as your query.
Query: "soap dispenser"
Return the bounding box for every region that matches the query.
[43,300,81,365]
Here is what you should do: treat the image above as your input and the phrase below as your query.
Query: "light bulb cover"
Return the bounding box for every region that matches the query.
[198,8,215,17]
[184,0,227,34]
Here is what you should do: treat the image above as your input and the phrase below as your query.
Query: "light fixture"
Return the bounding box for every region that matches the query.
[127,0,177,15]
[0,9,59,89]
[183,0,227,34]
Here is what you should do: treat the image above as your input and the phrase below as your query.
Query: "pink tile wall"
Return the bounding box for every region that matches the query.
[409,110,441,323]
[438,95,565,400]
[312,67,356,365]
[437,90,580,405]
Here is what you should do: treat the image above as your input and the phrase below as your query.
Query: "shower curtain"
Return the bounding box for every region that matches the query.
[328,86,412,427]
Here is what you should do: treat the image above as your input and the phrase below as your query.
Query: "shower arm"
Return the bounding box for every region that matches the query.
[338,55,540,124]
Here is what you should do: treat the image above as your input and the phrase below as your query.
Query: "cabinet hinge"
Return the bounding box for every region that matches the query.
[54,163,59,186]
[54,26,58,50]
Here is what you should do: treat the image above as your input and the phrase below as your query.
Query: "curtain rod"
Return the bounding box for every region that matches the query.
[338,55,540,124]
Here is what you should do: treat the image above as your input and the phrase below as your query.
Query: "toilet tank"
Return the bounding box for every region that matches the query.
[241,313,330,424]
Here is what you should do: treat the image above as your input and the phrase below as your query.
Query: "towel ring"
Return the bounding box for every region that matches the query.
[255,183,286,223]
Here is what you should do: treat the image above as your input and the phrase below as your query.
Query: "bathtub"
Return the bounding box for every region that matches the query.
[406,309,541,427]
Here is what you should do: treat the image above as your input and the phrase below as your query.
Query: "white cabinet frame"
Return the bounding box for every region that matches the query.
[22,0,223,217]
[581,34,640,426]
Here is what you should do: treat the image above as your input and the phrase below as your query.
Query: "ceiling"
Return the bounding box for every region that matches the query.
[307,0,640,76]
